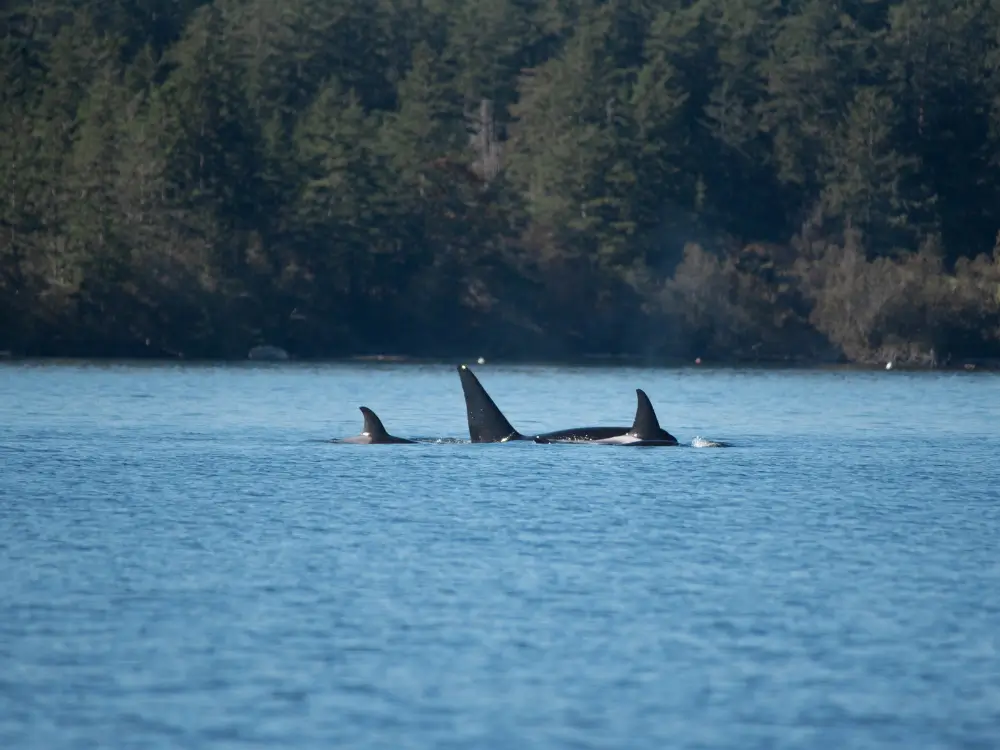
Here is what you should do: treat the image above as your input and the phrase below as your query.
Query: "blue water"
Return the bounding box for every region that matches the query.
[1,361,999,750]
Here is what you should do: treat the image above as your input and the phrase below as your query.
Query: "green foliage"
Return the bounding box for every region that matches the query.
[2,0,1000,364]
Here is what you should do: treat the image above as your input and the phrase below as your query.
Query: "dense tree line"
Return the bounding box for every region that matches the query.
[2,0,1000,364]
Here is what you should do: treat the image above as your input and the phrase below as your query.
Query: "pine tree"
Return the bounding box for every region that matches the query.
[883,0,994,262]
[506,7,625,256]
[155,3,265,239]
[757,0,845,193]
[820,86,932,255]
[293,79,385,298]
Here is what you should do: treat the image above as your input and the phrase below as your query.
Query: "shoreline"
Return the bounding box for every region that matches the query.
[2,350,998,372]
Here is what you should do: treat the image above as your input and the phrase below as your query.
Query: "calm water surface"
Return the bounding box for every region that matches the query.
[1,361,999,750]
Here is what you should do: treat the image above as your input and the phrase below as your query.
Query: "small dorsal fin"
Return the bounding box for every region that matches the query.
[629,389,662,438]
[359,406,389,439]
[457,364,523,442]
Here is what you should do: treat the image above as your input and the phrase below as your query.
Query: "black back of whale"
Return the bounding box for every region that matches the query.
[456,364,677,445]
[340,406,416,444]
[534,389,678,446]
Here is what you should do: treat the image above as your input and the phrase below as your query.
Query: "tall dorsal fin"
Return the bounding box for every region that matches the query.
[359,406,389,440]
[629,389,662,438]
[457,364,523,442]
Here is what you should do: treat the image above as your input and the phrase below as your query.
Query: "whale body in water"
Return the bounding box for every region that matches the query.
[456,364,678,446]
[338,406,416,444]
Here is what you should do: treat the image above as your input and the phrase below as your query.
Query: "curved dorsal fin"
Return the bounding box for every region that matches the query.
[629,389,662,438]
[457,364,523,442]
[359,406,389,439]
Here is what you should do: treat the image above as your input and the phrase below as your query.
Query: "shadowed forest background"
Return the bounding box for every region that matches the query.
[3,0,1000,364]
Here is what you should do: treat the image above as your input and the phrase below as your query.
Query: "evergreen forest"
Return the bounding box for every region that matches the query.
[3,0,1000,364]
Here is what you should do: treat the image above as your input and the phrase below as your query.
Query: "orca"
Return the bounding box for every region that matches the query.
[338,406,416,444]
[456,364,678,445]
[457,364,527,442]
[534,389,679,446]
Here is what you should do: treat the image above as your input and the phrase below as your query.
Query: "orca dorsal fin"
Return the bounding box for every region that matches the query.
[359,406,390,440]
[457,364,523,442]
[629,389,662,438]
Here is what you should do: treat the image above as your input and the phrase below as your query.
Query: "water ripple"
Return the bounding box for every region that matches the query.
[1,362,999,750]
